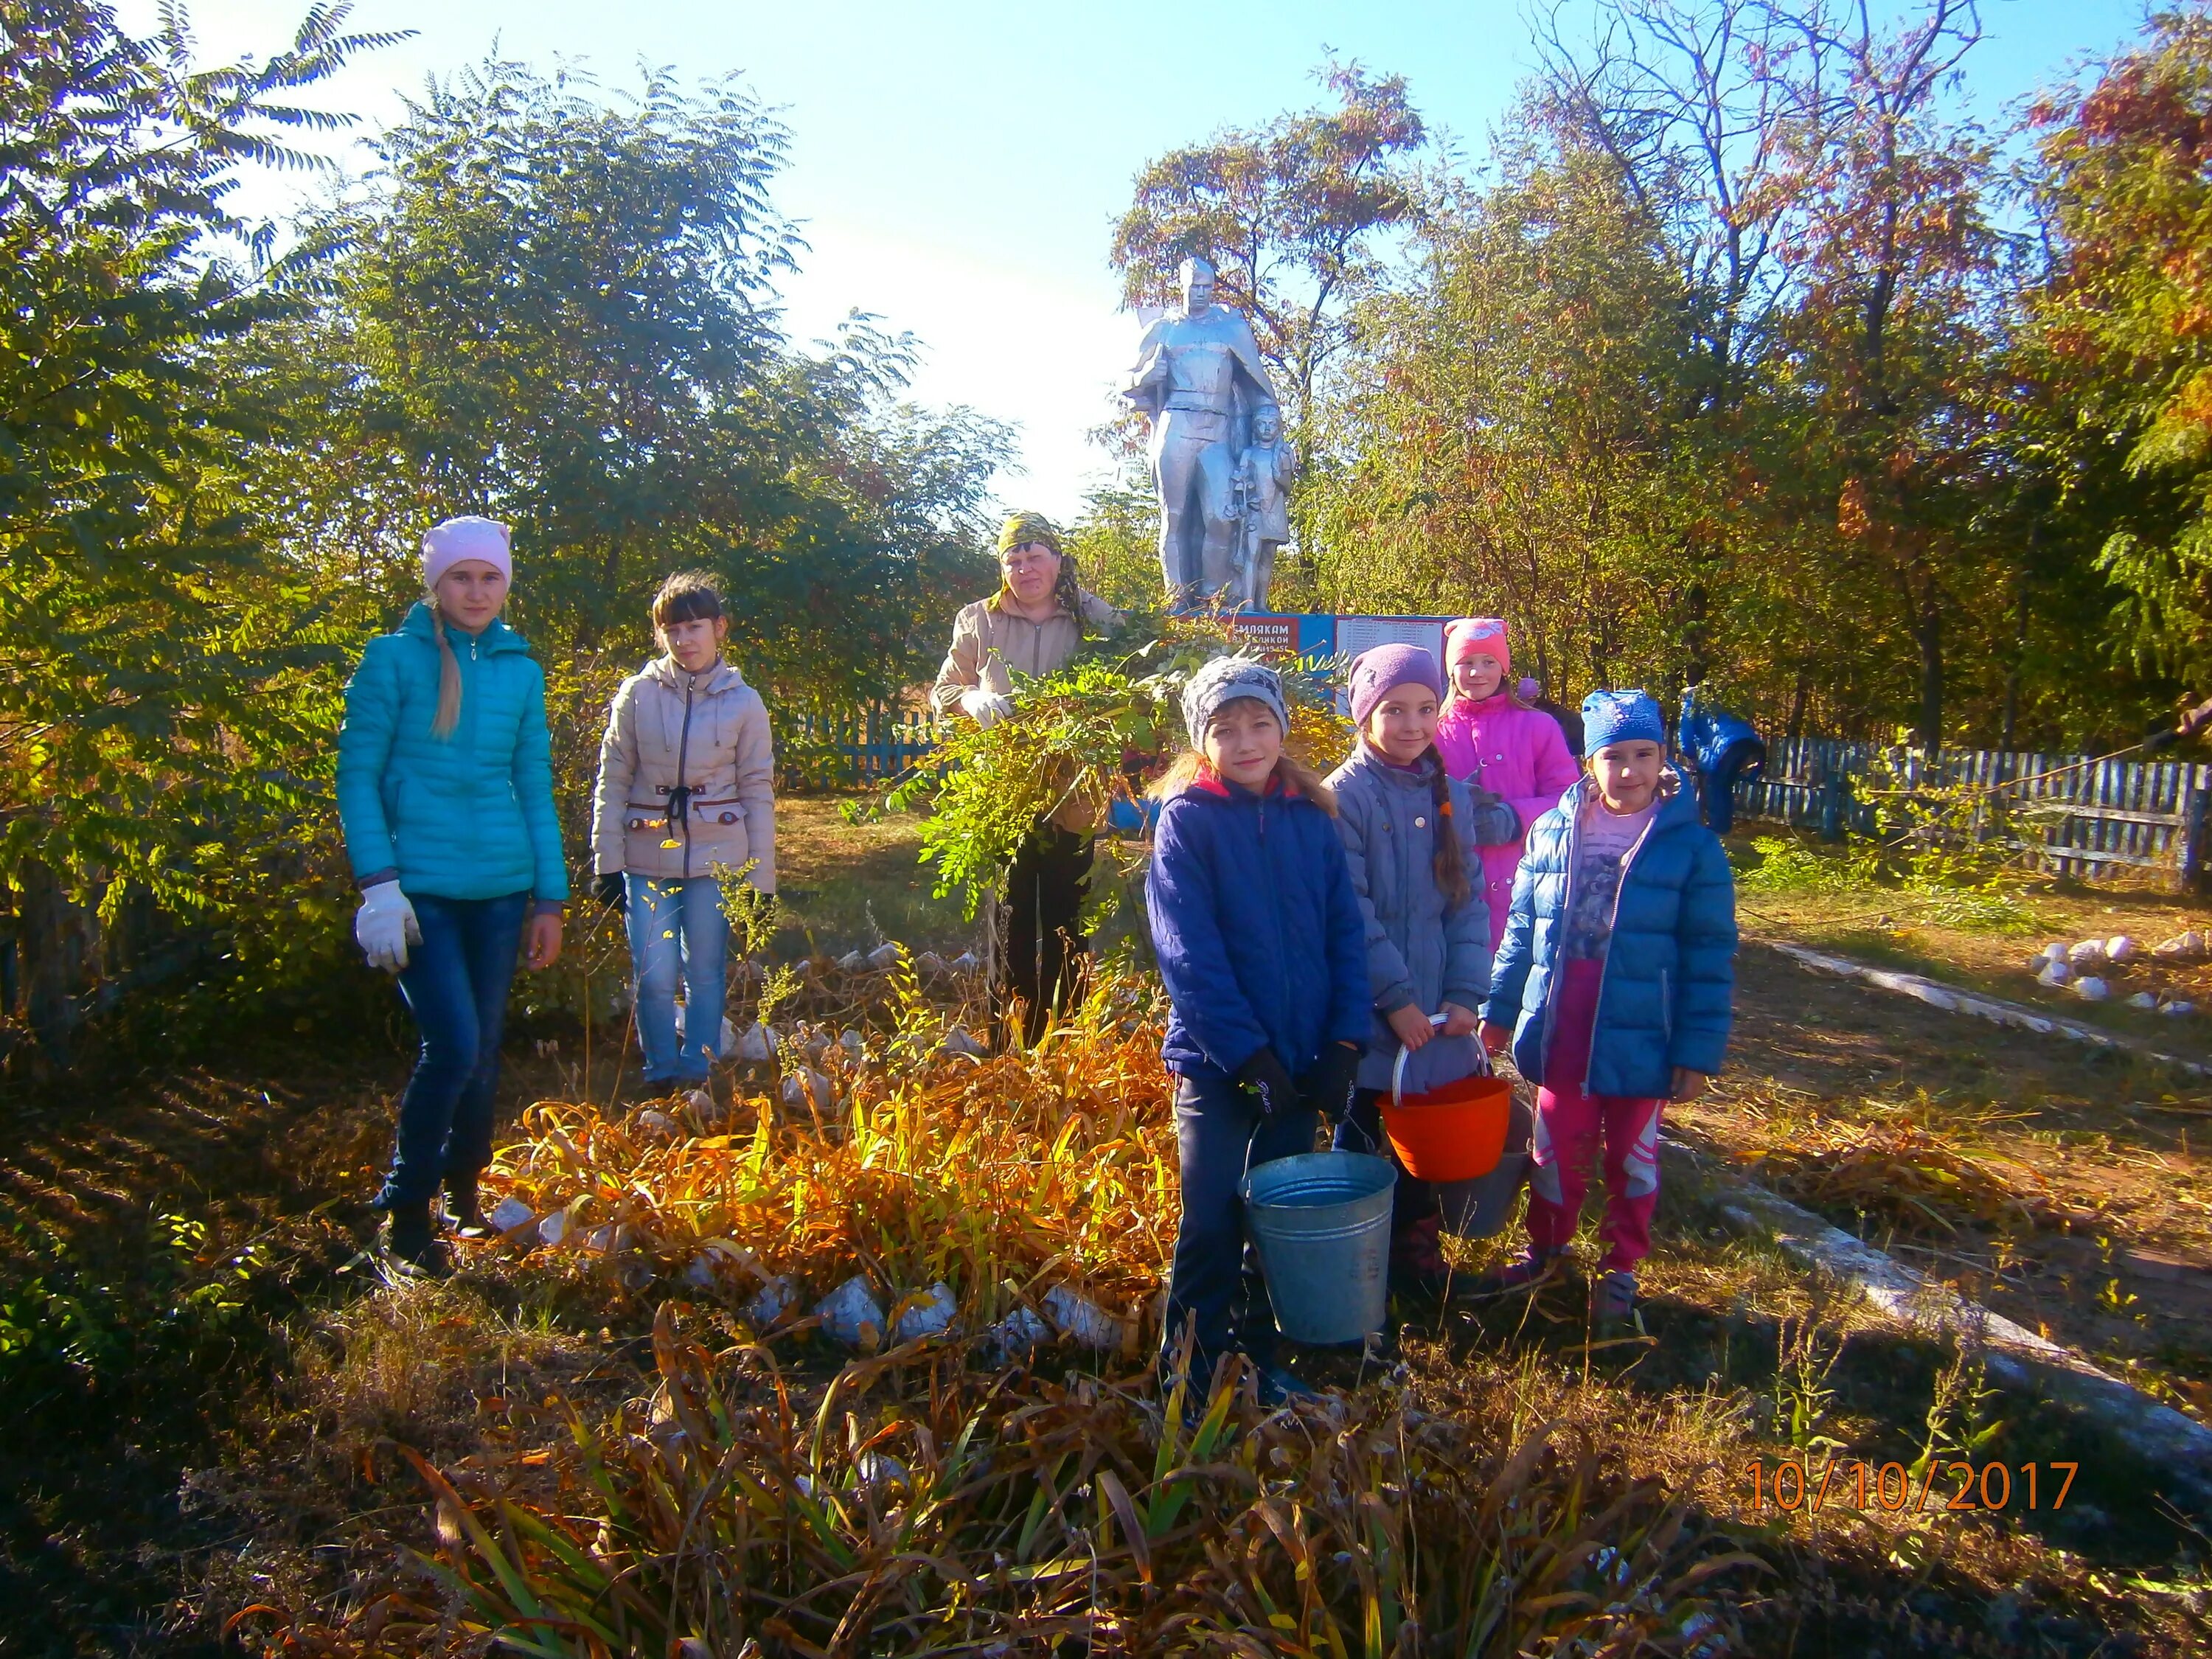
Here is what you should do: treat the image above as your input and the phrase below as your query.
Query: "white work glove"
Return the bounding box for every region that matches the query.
[354,881,422,973]
[960,686,1014,728]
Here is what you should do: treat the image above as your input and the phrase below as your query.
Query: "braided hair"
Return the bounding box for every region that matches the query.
[1426,742,1472,908]
[428,597,463,740]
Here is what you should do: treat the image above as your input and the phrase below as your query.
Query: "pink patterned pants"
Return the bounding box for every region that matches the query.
[1526,959,1663,1270]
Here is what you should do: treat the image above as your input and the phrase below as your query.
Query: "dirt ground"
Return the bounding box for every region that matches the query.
[1734,832,2212,1062]
[1677,893,2212,1427]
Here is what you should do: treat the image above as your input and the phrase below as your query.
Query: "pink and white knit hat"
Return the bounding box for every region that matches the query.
[1444,617,1510,678]
[422,516,512,589]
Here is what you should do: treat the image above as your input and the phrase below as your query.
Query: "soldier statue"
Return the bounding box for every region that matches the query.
[1121,255,1292,611]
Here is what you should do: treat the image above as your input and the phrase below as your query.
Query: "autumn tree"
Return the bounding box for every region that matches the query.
[259,60,1013,709]
[1109,62,1427,428]
[1298,120,1722,699]
[2031,5,2212,692]
[0,0,400,1045]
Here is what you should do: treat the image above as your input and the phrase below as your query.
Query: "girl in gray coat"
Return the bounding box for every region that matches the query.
[591,572,776,1091]
[1326,644,1519,1293]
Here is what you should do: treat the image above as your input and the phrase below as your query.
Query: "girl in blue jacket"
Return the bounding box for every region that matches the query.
[1144,657,1369,1402]
[1479,690,1736,1329]
[336,517,568,1275]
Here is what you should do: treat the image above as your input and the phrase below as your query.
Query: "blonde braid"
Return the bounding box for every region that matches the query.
[429,597,463,739]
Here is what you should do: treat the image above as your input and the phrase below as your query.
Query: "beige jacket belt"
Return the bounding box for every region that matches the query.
[591,657,776,889]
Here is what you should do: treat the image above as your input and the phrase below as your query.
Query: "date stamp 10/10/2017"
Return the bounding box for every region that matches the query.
[1742,1459,2078,1515]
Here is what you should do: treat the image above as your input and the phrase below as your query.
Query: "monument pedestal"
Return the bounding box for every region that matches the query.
[1220,611,1458,666]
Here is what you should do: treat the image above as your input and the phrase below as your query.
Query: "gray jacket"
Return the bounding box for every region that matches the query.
[1326,743,1519,1091]
[591,657,776,889]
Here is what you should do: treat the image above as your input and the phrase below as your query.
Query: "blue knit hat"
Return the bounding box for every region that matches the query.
[1580,689,1665,757]
[1182,655,1289,747]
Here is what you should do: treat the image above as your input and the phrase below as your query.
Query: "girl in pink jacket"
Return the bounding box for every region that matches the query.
[1433,618,1581,951]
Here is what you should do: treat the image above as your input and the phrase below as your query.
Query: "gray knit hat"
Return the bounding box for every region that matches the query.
[1180,655,1289,747]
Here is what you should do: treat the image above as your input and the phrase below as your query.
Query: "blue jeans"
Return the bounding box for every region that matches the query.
[1162,1072,1321,1377]
[381,891,529,1209]
[625,874,731,1084]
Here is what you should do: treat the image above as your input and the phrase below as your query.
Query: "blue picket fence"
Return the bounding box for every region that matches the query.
[1738,735,2212,888]
[784,708,939,787]
[779,710,2212,888]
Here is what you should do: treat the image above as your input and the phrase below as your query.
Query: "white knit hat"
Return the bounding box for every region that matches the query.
[1180,655,1288,747]
[422,515,512,589]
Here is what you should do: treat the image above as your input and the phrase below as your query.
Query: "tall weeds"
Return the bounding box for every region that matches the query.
[313,1306,1754,1657]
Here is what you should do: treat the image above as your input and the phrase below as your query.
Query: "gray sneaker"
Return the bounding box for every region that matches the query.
[1473,1249,1560,1295]
[1593,1270,1638,1331]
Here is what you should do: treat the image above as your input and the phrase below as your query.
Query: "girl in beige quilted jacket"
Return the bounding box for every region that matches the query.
[591,572,776,1088]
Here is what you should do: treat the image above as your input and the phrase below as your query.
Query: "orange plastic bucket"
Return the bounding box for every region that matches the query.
[1380,1040,1512,1183]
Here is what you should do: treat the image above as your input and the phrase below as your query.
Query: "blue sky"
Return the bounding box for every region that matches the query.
[144,0,2145,521]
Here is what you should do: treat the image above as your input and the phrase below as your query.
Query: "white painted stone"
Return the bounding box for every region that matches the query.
[2069,939,2108,966]
[987,1304,1052,1362]
[537,1210,572,1247]
[855,1450,909,1490]
[734,1022,776,1061]
[486,1196,536,1234]
[2075,975,2110,1001]
[2107,934,2138,963]
[744,1274,799,1327]
[781,1068,835,1111]
[835,950,867,972]
[1044,1285,1125,1350]
[2129,991,2161,1010]
[1768,938,2212,1080]
[939,1026,988,1059]
[891,1281,958,1342]
[867,942,903,970]
[815,1276,885,1349]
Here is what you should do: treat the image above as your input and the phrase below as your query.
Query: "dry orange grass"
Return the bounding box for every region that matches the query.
[482,967,1179,1344]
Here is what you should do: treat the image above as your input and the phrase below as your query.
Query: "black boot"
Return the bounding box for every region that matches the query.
[442,1172,487,1239]
[385,1201,453,1278]
[1389,1212,1452,1300]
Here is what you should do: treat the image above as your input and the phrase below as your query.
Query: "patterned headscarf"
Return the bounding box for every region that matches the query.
[996,511,1062,557]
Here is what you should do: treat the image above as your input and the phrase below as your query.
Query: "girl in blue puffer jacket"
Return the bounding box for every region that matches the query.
[336,517,569,1276]
[1144,657,1369,1402]
[1479,690,1736,1330]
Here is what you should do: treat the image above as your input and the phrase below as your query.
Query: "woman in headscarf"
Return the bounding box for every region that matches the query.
[931,512,1121,1045]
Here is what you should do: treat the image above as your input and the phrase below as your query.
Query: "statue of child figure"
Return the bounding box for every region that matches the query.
[1233,405,1295,612]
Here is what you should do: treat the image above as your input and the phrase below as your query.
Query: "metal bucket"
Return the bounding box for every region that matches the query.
[1436,1093,1534,1239]
[1239,1150,1396,1346]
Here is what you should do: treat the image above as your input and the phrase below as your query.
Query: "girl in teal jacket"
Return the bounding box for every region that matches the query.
[336,516,568,1274]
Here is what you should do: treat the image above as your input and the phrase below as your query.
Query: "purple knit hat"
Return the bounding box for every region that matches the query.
[1348,644,1444,729]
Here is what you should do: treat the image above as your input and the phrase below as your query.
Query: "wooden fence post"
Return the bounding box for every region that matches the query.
[2180,773,2209,894]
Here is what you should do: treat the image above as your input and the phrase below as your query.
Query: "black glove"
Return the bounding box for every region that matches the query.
[1301,1043,1362,1124]
[1234,1047,1298,1116]
[594,871,627,913]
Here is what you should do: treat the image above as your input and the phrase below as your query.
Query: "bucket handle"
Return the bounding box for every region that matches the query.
[1390,1012,1494,1110]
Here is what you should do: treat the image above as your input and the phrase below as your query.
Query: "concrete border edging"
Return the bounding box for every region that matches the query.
[1767,940,2212,1080]
[1663,1139,2212,1513]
